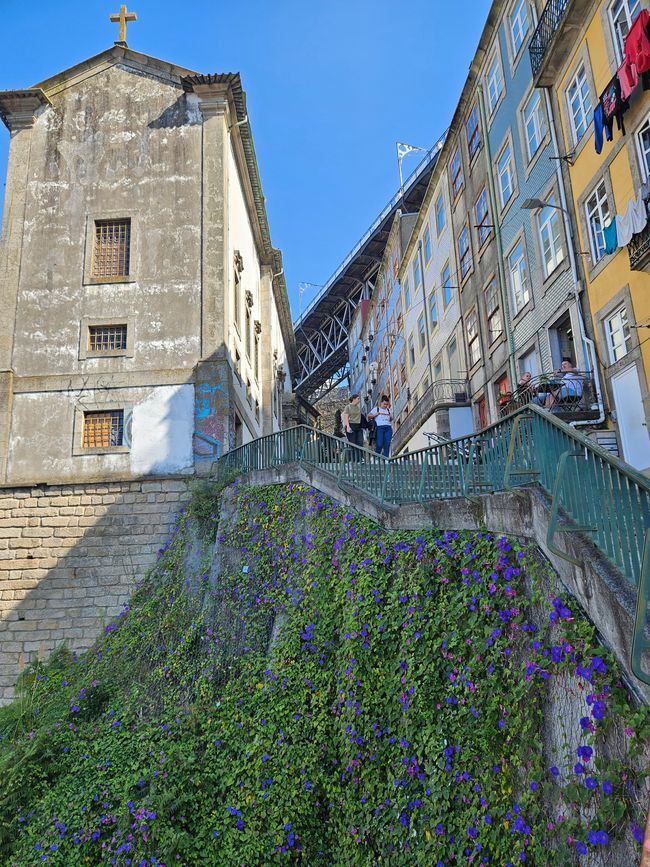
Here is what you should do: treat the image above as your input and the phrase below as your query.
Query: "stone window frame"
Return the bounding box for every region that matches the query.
[601,0,642,66]
[82,211,139,286]
[576,169,615,281]
[494,128,519,218]
[78,315,135,360]
[597,285,642,374]
[72,401,133,456]
[504,0,533,74]
[516,83,551,180]
[563,46,597,158]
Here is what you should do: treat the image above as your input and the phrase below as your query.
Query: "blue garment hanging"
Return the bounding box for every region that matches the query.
[603,219,618,254]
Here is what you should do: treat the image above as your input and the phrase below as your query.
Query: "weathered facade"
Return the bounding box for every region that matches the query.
[0,45,297,486]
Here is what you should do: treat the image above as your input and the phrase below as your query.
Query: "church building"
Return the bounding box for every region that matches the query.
[0,10,297,486]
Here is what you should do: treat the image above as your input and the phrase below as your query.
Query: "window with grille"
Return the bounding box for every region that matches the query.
[88,324,127,353]
[92,219,131,279]
[82,410,124,448]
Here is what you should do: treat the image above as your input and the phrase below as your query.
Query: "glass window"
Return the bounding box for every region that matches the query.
[487,54,504,113]
[423,226,432,262]
[466,105,481,159]
[413,256,421,289]
[88,324,127,352]
[567,64,592,144]
[404,277,411,309]
[435,193,446,234]
[475,189,491,246]
[497,142,514,208]
[636,114,650,180]
[434,360,443,381]
[522,90,546,160]
[92,219,130,279]
[510,0,530,56]
[459,226,471,278]
[408,334,416,368]
[450,148,463,197]
[538,197,565,277]
[585,180,611,264]
[418,314,426,350]
[606,306,632,362]
[508,239,530,312]
[430,289,438,330]
[609,0,641,63]
[485,278,503,344]
[442,262,453,308]
[466,309,481,368]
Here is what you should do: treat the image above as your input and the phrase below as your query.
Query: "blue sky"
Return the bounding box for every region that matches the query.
[0,0,492,317]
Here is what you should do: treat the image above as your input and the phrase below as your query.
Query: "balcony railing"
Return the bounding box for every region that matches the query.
[529,0,572,78]
[628,221,650,270]
[392,378,469,453]
[498,370,598,421]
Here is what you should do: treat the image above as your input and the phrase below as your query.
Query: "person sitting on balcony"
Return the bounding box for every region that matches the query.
[517,371,533,399]
[545,359,583,410]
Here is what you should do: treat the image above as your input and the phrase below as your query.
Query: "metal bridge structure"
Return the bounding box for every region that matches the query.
[293,136,445,402]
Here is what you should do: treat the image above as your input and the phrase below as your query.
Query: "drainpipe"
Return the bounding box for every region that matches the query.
[417,240,434,385]
[542,88,605,427]
[477,83,517,388]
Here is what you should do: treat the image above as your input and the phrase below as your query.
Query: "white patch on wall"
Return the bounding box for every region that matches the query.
[131,385,194,474]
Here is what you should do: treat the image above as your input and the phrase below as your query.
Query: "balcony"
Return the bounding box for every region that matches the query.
[498,371,599,422]
[628,221,650,271]
[529,0,594,86]
[392,379,469,453]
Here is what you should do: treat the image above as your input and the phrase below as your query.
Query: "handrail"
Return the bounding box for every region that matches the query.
[213,405,650,594]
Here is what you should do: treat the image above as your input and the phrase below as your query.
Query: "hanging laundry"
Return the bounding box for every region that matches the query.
[593,103,612,153]
[599,74,629,138]
[619,57,639,100]
[615,192,648,246]
[624,9,650,76]
[603,219,618,255]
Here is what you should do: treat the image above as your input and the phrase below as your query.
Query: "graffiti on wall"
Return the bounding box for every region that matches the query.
[193,380,227,461]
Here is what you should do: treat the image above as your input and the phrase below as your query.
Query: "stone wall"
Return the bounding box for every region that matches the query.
[0,477,190,704]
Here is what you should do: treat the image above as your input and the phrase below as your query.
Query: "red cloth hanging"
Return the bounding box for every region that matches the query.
[625,9,650,76]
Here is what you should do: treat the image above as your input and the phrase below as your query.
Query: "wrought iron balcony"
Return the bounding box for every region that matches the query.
[529,0,590,86]
[392,378,469,453]
[498,370,599,422]
[628,221,650,271]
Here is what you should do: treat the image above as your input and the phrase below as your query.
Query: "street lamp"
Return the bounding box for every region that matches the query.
[521,197,568,213]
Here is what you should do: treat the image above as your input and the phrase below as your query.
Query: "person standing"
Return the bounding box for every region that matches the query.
[342,394,364,459]
[368,395,393,457]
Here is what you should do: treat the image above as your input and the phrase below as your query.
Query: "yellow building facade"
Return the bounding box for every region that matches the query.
[534,0,650,470]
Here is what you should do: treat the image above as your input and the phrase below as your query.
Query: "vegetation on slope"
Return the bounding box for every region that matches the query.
[0,481,648,865]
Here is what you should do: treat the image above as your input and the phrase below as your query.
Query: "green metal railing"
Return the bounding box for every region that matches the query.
[213,406,650,681]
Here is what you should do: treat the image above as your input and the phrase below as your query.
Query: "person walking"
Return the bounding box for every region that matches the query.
[342,394,364,460]
[368,395,393,457]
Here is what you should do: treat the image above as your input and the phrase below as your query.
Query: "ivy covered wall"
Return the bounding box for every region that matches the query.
[0,481,648,865]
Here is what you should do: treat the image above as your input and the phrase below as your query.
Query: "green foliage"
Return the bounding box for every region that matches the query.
[0,483,647,865]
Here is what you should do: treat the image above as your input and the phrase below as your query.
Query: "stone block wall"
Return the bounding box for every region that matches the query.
[0,477,190,704]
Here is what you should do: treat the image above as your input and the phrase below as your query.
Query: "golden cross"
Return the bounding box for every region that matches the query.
[110,5,137,44]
